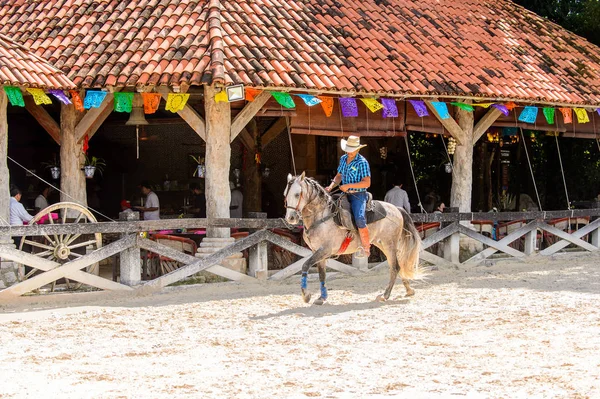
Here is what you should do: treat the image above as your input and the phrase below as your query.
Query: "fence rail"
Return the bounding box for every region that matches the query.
[1,209,599,299]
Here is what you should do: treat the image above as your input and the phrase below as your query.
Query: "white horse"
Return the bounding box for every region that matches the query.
[284,172,422,305]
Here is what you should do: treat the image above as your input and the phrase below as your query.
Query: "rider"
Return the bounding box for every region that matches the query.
[325,135,372,257]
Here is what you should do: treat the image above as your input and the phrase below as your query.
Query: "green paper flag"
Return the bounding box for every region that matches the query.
[451,102,474,112]
[543,108,555,124]
[270,92,295,109]
[3,86,25,107]
[114,92,134,112]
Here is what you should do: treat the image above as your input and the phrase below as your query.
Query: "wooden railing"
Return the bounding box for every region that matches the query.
[0,209,598,299]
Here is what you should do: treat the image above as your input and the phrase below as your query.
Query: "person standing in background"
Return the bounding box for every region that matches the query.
[135,181,160,220]
[230,182,243,218]
[34,185,51,213]
[384,179,411,213]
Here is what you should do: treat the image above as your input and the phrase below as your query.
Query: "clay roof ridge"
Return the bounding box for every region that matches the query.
[207,0,225,85]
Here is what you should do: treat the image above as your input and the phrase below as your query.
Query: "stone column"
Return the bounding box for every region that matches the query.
[60,103,87,208]
[450,103,474,213]
[204,85,231,238]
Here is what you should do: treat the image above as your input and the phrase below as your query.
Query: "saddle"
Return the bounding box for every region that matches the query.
[333,192,387,231]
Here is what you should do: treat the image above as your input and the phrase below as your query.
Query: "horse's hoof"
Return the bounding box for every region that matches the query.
[405,289,415,297]
[313,297,326,306]
[302,290,311,304]
[376,295,386,302]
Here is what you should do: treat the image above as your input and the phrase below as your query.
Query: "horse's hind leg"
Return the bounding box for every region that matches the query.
[402,278,415,297]
[375,240,399,302]
[313,261,328,306]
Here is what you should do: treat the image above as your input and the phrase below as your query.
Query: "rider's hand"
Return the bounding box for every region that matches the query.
[325,185,333,192]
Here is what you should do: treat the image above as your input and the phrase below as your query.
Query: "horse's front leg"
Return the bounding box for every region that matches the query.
[312,261,328,305]
[300,248,328,304]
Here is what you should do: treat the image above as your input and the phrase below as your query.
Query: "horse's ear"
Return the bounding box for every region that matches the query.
[287,173,293,182]
[299,171,306,181]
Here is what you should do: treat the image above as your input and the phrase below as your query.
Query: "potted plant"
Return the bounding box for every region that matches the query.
[83,154,106,179]
[42,157,61,179]
[190,155,205,178]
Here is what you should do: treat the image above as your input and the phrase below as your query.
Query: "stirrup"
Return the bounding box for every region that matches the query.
[355,246,368,258]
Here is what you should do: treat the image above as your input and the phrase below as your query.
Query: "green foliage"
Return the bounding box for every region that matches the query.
[83,155,106,175]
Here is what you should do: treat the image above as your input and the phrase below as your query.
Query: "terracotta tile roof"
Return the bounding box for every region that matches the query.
[1,0,600,105]
[0,34,75,89]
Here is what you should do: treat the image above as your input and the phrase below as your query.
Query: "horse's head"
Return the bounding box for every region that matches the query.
[284,172,307,225]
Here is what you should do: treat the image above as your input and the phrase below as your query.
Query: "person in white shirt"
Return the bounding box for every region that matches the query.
[10,187,34,226]
[135,181,160,220]
[34,185,50,213]
[384,179,411,213]
[229,181,243,218]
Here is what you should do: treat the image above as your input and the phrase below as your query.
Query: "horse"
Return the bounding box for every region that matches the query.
[284,172,422,305]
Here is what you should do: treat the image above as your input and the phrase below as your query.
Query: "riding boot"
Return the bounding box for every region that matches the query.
[357,227,371,258]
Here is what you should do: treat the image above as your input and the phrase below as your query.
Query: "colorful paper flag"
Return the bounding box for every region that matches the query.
[26,88,52,105]
[339,98,359,117]
[214,90,228,103]
[451,102,474,112]
[270,92,295,108]
[504,102,517,111]
[142,93,161,114]
[3,86,24,107]
[165,93,190,112]
[381,98,398,118]
[83,90,108,109]
[559,108,572,124]
[543,108,555,124]
[518,106,538,124]
[409,100,429,117]
[114,92,134,112]
[473,103,494,108]
[431,101,450,119]
[69,90,84,111]
[492,104,509,116]
[318,96,334,117]
[360,98,384,113]
[48,90,71,105]
[574,108,590,124]
[296,94,322,107]
[245,88,262,102]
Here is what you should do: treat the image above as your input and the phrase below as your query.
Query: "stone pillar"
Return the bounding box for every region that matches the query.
[451,103,474,213]
[204,85,231,238]
[119,211,141,286]
[60,103,87,208]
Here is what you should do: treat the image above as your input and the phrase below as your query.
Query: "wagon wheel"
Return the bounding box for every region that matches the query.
[18,202,102,291]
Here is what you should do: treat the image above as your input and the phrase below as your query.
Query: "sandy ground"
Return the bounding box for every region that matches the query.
[1,252,600,399]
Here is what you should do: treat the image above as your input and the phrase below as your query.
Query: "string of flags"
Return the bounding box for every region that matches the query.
[2,84,600,126]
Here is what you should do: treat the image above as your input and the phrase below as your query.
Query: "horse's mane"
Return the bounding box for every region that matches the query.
[302,177,334,209]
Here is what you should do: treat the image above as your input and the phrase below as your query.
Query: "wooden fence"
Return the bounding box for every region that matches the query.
[0,209,599,299]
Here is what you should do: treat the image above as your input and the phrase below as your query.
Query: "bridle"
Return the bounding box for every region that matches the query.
[284,179,304,213]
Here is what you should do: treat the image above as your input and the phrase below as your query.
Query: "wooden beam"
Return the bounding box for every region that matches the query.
[261,117,287,147]
[24,95,60,144]
[158,88,206,141]
[230,91,272,142]
[238,127,255,150]
[425,101,465,145]
[472,107,503,145]
[75,93,115,142]
[0,91,9,238]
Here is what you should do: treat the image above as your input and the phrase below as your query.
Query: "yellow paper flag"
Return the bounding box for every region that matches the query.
[215,90,228,103]
[26,88,52,105]
[165,93,190,113]
[360,98,384,113]
[574,108,590,124]
[473,103,494,108]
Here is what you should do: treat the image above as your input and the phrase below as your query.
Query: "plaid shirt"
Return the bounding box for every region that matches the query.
[337,153,371,192]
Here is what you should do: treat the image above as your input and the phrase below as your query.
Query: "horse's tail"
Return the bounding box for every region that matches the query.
[396,208,422,280]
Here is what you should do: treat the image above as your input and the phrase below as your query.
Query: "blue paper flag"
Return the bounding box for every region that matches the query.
[431,102,450,119]
[295,94,322,107]
[83,90,108,109]
[518,106,538,124]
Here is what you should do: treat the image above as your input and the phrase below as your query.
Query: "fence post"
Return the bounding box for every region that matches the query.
[592,224,599,248]
[119,212,141,286]
[523,227,538,255]
[443,211,460,264]
[352,253,368,271]
[249,241,268,280]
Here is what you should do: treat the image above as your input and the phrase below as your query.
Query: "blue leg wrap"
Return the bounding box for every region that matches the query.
[320,282,328,300]
[300,272,308,290]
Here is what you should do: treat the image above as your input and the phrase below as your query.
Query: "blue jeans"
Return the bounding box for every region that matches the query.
[348,192,368,228]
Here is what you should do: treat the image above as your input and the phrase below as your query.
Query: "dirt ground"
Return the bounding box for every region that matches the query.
[1,252,599,399]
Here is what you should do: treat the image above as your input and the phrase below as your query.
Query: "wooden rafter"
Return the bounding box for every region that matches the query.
[472,107,503,145]
[230,91,272,142]
[425,101,465,145]
[75,93,115,143]
[24,95,60,144]
[261,117,287,147]
[237,127,255,150]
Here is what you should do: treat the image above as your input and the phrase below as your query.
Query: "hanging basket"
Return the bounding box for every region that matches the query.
[83,165,96,179]
[50,167,60,180]
[196,164,206,178]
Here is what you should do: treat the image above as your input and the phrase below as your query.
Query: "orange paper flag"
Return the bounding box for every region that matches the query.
[69,90,84,112]
[142,93,161,114]
[317,96,334,117]
[559,108,573,124]
[245,88,262,102]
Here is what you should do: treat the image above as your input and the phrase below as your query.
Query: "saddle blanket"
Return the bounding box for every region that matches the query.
[333,193,387,230]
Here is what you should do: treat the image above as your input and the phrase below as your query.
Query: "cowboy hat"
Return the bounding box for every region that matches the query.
[341,135,367,152]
